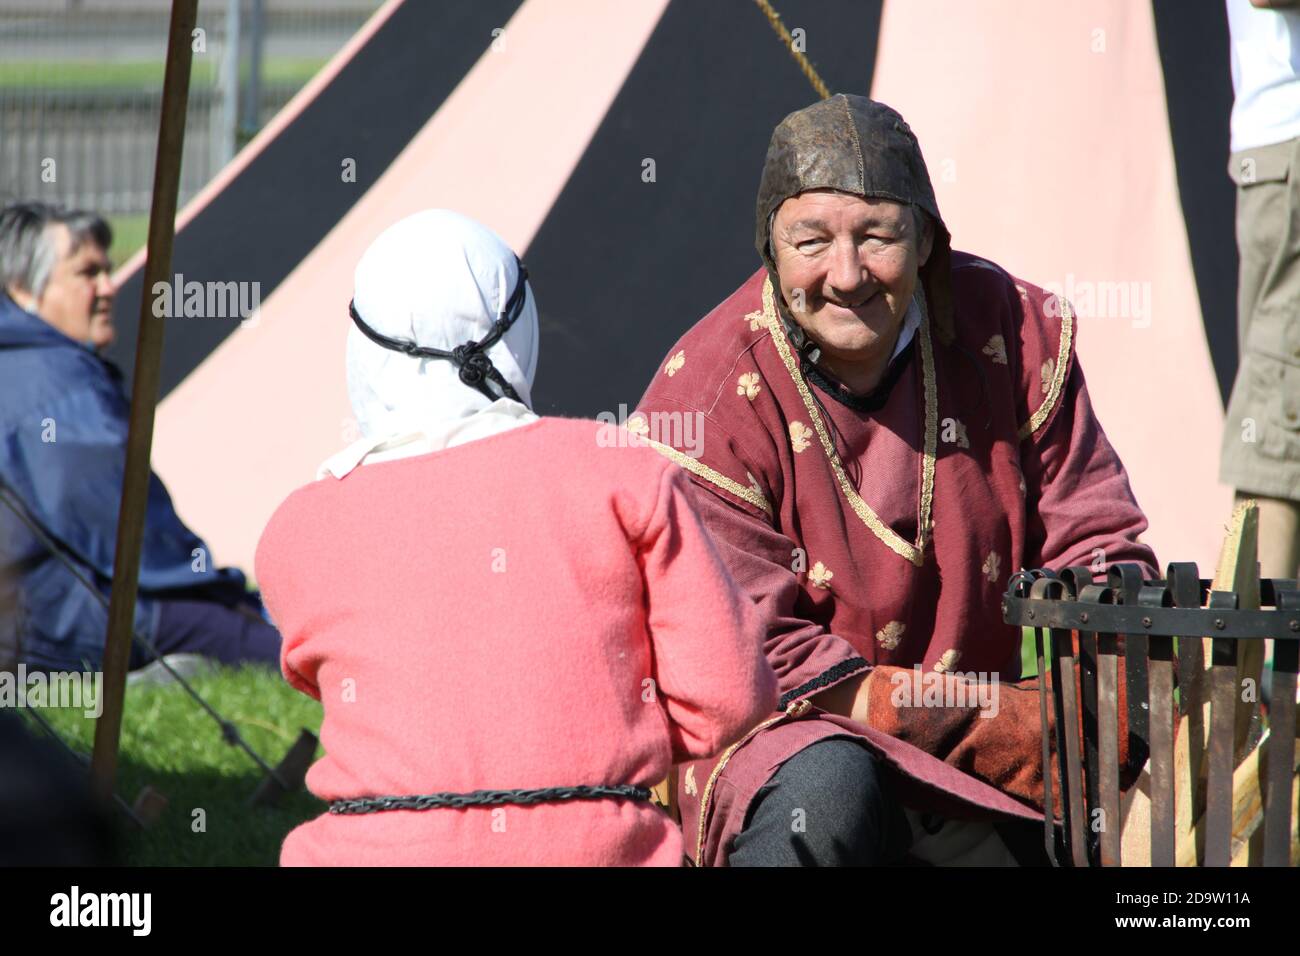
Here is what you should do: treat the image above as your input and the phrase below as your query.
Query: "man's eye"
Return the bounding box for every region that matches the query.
[796,238,827,250]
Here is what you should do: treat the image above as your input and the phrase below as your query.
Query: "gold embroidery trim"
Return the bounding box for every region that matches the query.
[1018,299,1073,440]
[759,276,934,567]
[642,437,774,518]
[693,699,811,866]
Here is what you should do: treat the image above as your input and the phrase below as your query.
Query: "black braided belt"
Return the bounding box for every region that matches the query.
[329,784,654,815]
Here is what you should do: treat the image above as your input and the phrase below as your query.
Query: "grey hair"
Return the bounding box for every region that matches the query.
[0,201,112,299]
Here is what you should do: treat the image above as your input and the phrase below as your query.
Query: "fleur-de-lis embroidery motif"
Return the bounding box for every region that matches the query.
[743,308,765,332]
[737,371,761,400]
[664,350,686,377]
[982,551,1001,584]
[625,414,649,437]
[1040,357,1056,394]
[934,649,961,673]
[746,470,764,497]
[808,561,834,589]
[684,764,698,797]
[982,334,1008,365]
[789,420,812,453]
[876,620,906,650]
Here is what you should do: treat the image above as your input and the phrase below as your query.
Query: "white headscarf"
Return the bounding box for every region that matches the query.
[317,210,540,479]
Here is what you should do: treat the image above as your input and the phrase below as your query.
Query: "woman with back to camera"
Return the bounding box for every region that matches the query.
[255,210,777,866]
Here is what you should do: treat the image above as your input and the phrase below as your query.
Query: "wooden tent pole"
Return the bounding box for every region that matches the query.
[91,0,201,802]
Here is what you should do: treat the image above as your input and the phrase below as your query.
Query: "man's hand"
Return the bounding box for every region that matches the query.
[1250,0,1298,9]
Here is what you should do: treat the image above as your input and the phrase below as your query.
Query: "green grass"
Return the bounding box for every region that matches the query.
[27,665,323,866]
[0,58,327,91]
[107,214,151,269]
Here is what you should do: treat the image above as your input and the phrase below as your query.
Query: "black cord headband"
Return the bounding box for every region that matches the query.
[348,258,530,403]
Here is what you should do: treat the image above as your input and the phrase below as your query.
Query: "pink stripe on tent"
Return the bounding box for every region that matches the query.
[872,0,1231,569]
[151,0,671,573]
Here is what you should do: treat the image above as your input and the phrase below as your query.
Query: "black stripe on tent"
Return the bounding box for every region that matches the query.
[1152,0,1237,405]
[523,0,883,417]
[107,0,524,396]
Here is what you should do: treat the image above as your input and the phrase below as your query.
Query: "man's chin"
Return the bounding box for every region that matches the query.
[90,319,115,350]
[813,311,894,353]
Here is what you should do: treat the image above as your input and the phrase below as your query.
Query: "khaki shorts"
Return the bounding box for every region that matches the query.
[1220,136,1300,501]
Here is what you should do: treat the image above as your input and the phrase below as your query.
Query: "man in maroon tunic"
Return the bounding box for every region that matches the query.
[634,95,1156,866]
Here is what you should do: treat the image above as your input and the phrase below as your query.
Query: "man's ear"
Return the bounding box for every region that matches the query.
[916,209,935,268]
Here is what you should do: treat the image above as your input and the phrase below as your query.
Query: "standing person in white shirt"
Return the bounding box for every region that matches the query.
[1221,0,1300,580]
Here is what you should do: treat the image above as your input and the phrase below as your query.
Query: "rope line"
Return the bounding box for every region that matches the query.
[752,0,832,100]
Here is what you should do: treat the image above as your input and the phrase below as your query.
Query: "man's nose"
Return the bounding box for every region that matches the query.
[826,239,869,298]
[96,273,115,299]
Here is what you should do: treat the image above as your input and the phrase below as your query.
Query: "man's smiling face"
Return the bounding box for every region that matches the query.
[771,189,932,382]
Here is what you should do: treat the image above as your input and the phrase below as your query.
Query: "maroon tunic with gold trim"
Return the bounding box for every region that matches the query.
[634,252,1157,866]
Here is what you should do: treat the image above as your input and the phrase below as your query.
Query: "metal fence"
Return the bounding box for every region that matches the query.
[0,1,382,217]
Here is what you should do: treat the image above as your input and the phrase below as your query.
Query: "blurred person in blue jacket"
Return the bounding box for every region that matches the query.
[0,201,279,673]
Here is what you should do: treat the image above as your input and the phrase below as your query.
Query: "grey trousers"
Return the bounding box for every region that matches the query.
[728,737,914,867]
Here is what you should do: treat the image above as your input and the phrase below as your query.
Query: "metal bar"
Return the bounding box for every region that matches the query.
[1148,634,1176,867]
[220,0,241,167]
[90,0,200,803]
[1035,626,1057,865]
[1264,622,1298,867]
[1052,627,1088,867]
[1075,582,1114,867]
[1170,563,1204,720]
[1134,584,1176,867]
[1108,566,1150,777]
[1205,634,1238,867]
[242,0,266,138]
[1000,599,1297,638]
[1097,632,1121,865]
[1077,627,1100,866]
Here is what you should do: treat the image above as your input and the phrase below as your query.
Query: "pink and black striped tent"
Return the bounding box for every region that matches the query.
[106,0,1238,575]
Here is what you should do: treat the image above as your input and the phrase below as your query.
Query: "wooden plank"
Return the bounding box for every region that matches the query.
[1174,501,1260,864]
[1222,504,1264,762]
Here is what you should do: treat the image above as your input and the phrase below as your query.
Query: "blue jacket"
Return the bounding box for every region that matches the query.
[0,292,252,670]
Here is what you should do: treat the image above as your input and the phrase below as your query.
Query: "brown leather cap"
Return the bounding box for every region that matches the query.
[755,94,954,342]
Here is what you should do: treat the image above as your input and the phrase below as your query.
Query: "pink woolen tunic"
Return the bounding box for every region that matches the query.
[254,417,777,866]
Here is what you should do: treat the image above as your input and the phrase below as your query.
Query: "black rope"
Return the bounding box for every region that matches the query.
[349,258,530,403]
[20,704,146,828]
[329,784,654,815]
[779,656,870,711]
